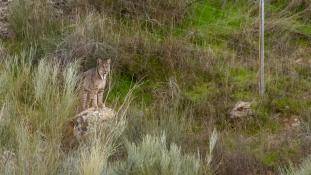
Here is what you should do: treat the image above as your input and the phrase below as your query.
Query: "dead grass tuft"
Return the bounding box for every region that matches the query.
[81,0,189,24]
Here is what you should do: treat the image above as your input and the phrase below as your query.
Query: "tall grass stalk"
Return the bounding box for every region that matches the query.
[280,155,311,175]
[9,0,62,42]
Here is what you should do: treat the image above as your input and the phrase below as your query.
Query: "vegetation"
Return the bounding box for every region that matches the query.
[281,155,311,175]
[0,0,310,174]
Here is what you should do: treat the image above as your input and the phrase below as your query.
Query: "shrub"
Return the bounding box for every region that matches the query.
[111,134,205,175]
[0,49,79,144]
[116,34,214,84]
[52,13,118,67]
[74,0,189,25]
[218,151,271,175]
[0,50,79,174]
[8,0,63,42]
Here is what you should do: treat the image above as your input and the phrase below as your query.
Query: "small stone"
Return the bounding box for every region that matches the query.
[229,101,254,119]
[295,58,303,64]
[280,115,301,129]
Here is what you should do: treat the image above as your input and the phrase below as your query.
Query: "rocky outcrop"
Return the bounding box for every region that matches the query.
[61,107,116,151]
[229,101,254,119]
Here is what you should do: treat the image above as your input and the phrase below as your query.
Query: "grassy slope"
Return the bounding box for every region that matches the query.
[0,0,310,174]
[113,0,311,171]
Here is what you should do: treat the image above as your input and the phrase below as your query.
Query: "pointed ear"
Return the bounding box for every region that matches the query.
[97,59,103,65]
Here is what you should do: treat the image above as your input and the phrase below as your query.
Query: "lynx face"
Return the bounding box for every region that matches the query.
[97,59,111,80]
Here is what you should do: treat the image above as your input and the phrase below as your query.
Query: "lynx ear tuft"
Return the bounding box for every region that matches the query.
[97,59,103,65]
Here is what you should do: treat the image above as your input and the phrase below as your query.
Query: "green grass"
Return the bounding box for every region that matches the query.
[178,0,251,46]
[183,81,218,103]
[108,74,134,101]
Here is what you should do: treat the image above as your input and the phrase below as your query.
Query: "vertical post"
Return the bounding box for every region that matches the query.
[259,0,265,96]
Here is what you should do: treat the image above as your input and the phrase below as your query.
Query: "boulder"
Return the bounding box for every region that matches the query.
[280,115,301,129]
[229,101,254,119]
[61,107,116,151]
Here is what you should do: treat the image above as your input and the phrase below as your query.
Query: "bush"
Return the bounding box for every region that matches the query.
[116,34,214,84]
[52,13,118,67]
[75,0,189,25]
[218,151,271,175]
[111,134,205,175]
[0,49,79,143]
[8,0,63,42]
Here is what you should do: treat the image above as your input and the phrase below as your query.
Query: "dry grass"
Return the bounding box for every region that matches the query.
[72,0,189,25]
[110,131,217,175]
[281,155,311,175]
[8,0,63,42]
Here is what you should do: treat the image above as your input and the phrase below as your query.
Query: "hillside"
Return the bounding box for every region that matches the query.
[0,0,310,174]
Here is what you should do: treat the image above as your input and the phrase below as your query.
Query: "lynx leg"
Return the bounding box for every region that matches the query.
[81,91,89,111]
[90,91,98,109]
[97,90,105,108]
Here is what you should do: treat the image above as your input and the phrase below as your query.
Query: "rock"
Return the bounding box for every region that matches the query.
[295,57,311,67]
[61,107,116,151]
[281,115,301,129]
[229,101,254,119]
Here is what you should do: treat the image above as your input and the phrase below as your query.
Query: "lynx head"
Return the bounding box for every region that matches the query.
[96,59,111,80]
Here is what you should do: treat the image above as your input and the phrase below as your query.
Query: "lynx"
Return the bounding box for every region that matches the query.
[80,59,111,110]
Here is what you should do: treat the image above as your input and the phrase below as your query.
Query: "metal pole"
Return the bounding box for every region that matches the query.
[259,0,265,96]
